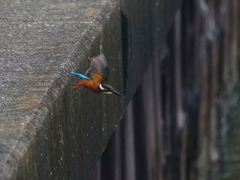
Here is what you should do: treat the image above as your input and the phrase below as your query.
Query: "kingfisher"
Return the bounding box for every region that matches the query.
[71,54,123,97]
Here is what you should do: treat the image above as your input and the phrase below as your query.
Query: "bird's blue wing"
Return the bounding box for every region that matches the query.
[102,70,109,81]
[71,72,91,80]
[85,54,110,82]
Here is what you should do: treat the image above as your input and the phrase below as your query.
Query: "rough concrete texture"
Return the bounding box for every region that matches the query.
[0,0,184,179]
[0,0,123,179]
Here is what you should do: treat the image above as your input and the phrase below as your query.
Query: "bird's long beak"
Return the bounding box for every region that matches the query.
[112,89,124,97]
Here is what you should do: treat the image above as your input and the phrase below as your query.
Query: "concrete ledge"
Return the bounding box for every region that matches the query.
[0,1,122,179]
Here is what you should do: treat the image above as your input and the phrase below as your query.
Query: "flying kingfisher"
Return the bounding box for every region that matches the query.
[71,54,123,97]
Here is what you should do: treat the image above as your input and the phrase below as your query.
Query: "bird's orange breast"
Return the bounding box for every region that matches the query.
[80,79,100,93]
[79,72,104,93]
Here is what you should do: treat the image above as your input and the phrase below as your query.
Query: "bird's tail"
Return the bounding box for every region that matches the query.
[71,72,90,80]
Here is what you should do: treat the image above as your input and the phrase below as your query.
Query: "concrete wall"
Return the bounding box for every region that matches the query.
[89,0,240,180]
[0,0,183,179]
[0,1,123,179]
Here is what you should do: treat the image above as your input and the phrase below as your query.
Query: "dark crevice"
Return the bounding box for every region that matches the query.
[121,11,129,95]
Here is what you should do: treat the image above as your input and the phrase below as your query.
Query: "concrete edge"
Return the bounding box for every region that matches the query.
[0,1,120,179]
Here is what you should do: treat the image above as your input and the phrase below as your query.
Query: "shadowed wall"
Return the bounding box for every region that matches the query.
[89,0,240,180]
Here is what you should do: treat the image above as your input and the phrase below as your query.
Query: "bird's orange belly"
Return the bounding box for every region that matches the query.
[80,79,100,93]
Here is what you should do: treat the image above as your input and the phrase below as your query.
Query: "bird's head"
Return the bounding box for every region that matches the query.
[98,83,123,97]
